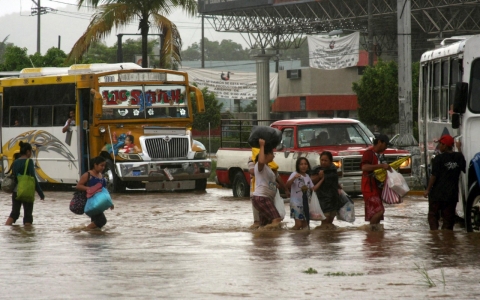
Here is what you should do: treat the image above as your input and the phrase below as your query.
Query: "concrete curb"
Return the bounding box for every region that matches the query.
[207,182,222,189]
[407,190,424,196]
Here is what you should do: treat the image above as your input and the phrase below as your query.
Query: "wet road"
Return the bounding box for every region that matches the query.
[1,188,480,299]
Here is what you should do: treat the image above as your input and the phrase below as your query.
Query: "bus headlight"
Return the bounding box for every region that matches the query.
[192,139,207,159]
[99,126,106,133]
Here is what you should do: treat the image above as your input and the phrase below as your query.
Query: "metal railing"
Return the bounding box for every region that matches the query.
[219,119,279,148]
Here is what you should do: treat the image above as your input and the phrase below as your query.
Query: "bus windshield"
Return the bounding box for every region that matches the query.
[100,84,188,120]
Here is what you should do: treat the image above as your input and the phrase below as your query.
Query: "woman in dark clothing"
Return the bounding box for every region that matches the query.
[75,156,114,229]
[5,141,45,226]
[311,151,342,227]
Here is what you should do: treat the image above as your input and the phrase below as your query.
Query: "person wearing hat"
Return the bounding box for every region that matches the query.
[423,134,465,230]
[360,134,392,229]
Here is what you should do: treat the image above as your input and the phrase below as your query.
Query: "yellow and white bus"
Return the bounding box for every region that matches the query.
[0,63,210,192]
[419,35,480,231]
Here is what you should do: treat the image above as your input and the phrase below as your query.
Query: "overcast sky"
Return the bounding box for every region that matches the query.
[0,0,247,55]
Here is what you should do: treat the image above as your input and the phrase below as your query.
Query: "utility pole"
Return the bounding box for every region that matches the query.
[396,0,420,183]
[31,0,55,54]
[36,0,41,54]
[201,15,205,68]
[368,0,374,66]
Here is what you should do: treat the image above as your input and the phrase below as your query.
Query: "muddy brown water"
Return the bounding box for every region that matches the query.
[1,188,479,299]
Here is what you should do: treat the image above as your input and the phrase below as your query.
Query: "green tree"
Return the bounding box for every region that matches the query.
[0,45,31,71]
[0,35,12,64]
[69,0,197,68]
[41,47,68,67]
[191,87,223,133]
[279,37,309,67]
[242,100,257,112]
[352,60,399,129]
[82,41,116,63]
[181,42,201,60]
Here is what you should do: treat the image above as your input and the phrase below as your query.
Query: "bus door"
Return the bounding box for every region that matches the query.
[78,88,93,174]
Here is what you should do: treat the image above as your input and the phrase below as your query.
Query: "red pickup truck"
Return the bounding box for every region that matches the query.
[215,118,414,197]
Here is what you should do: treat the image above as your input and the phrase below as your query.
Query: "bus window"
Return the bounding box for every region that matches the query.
[431,62,441,121]
[451,59,460,84]
[33,106,53,127]
[54,105,74,126]
[469,59,480,113]
[10,107,30,127]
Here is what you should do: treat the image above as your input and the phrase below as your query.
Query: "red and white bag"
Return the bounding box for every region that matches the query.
[382,182,402,204]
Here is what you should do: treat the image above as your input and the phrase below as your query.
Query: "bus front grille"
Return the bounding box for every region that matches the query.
[145,137,189,159]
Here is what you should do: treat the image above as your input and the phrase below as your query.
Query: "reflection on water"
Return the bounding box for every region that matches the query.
[1,190,480,298]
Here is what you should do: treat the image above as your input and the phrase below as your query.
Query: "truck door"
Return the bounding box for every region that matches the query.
[275,127,296,176]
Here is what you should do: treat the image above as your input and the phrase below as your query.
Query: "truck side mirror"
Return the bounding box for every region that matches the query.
[276,142,284,151]
[453,82,468,113]
[451,113,460,129]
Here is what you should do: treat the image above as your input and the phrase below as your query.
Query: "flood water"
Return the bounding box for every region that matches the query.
[1,188,480,299]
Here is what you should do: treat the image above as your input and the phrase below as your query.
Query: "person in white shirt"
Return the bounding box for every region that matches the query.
[251,139,282,227]
[286,157,314,230]
[62,110,75,133]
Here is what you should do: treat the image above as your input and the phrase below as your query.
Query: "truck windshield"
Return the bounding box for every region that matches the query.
[297,123,372,147]
[99,84,188,120]
[470,59,480,113]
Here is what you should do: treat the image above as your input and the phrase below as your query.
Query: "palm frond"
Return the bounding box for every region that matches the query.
[67,3,136,62]
[152,13,182,68]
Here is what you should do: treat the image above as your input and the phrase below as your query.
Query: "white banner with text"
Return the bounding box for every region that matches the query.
[308,32,360,70]
[180,67,278,100]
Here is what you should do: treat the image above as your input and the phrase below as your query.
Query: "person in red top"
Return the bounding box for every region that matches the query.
[361,134,392,228]
[119,135,141,154]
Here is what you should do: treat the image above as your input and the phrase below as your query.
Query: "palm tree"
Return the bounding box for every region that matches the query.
[68,0,197,68]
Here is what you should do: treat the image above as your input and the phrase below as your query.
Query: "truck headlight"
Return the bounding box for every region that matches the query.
[399,157,411,168]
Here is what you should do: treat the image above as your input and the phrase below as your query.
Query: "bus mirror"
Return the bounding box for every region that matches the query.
[453,82,468,113]
[451,113,460,129]
[190,86,205,113]
[83,120,88,130]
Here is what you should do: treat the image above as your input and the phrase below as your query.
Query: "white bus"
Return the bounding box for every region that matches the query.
[419,35,480,232]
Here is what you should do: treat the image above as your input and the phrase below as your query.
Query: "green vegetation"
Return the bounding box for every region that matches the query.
[303,268,318,274]
[324,272,364,277]
[414,263,446,288]
[208,160,217,182]
[68,0,197,69]
[352,60,419,140]
[191,87,223,132]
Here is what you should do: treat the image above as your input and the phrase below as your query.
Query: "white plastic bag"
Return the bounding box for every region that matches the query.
[274,189,286,219]
[382,183,402,204]
[386,169,410,197]
[309,192,326,221]
[337,191,355,223]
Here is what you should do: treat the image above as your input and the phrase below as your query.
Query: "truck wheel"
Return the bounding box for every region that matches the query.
[465,181,480,232]
[195,179,207,191]
[232,172,249,198]
[104,159,126,193]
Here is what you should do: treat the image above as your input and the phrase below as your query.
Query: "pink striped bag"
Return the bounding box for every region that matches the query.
[381,183,402,204]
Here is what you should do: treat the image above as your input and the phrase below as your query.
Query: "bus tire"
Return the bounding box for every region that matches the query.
[104,159,126,193]
[465,181,480,232]
[232,172,249,198]
[195,179,207,191]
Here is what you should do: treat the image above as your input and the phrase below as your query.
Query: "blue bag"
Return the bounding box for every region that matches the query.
[84,188,113,217]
